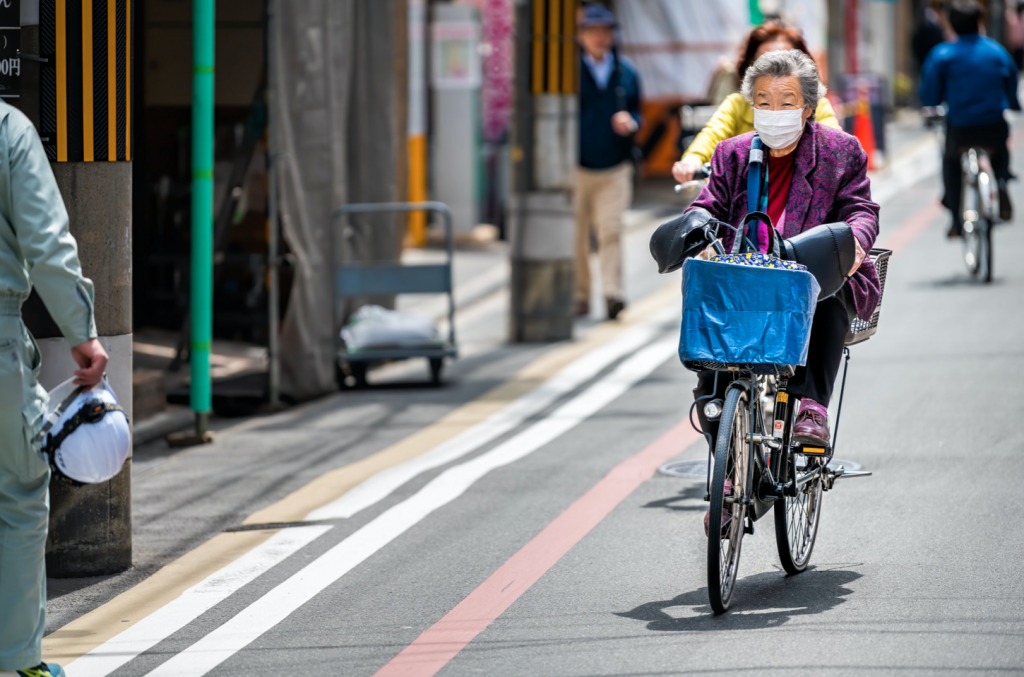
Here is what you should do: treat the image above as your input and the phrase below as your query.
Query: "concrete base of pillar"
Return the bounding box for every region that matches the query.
[36,334,134,577]
[26,160,135,577]
[47,460,132,577]
[509,192,576,342]
[509,259,574,342]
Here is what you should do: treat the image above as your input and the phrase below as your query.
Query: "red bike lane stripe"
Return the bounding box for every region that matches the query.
[373,419,700,677]
[881,200,944,253]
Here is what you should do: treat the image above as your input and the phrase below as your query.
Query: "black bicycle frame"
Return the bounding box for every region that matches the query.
[711,372,825,524]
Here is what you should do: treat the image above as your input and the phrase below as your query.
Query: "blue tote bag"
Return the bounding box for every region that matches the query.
[679,257,820,367]
[678,135,820,368]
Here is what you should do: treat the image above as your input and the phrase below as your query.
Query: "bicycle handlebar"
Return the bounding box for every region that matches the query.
[674,164,711,194]
[922,106,946,127]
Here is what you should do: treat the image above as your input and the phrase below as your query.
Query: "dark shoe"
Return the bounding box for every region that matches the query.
[999,181,1013,221]
[606,298,625,320]
[793,410,830,446]
[574,300,590,317]
[947,218,963,239]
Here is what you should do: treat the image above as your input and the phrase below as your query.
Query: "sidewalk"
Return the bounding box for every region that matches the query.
[131,239,516,445]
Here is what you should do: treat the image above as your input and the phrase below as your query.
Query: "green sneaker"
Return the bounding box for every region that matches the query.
[15,663,65,677]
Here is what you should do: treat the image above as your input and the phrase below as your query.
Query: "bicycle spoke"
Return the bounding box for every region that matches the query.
[782,461,820,566]
[709,387,757,613]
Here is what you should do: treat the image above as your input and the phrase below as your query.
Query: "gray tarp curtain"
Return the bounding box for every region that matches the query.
[271,0,403,400]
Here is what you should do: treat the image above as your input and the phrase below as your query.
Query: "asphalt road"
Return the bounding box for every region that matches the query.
[44,123,1024,677]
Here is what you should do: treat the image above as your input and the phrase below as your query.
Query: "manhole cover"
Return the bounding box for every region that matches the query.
[658,460,708,479]
[659,458,863,479]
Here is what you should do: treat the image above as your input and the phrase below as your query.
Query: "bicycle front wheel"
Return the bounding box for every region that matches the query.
[707,385,750,614]
[773,452,824,574]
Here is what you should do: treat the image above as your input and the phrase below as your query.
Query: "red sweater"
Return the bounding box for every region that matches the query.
[767,148,797,231]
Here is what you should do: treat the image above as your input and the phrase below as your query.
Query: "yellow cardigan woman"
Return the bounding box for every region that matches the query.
[672,23,842,183]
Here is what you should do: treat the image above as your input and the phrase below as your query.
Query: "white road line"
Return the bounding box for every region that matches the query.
[145,336,677,676]
[870,132,941,206]
[65,525,332,677]
[306,309,675,521]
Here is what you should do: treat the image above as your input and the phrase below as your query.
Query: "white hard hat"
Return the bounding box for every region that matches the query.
[42,378,131,485]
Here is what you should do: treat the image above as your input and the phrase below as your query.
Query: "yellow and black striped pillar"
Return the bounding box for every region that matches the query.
[32,0,135,576]
[531,0,577,96]
[40,0,131,162]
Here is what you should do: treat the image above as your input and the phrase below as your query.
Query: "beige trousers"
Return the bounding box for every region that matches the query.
[574,163,633,304]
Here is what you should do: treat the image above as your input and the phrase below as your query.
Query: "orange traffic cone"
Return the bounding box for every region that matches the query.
[852,87,878,170]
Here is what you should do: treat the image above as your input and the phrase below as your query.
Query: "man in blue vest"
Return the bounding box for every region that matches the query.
[575,4,641,320]
[921,0,1020,237]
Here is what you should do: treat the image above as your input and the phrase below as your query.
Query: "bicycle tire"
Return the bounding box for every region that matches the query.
[963,175,983,278]
[773,452,824,574]
[707,385,750,614]
[980,217,993,283]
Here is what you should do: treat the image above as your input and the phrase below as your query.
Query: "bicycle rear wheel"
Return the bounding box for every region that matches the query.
[962,177,987,276]
[707,386,750,614]
[773,452,824,574]
[962,175,993,282]
[979,217,993,283]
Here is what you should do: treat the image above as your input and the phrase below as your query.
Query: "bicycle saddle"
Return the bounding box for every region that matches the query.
[650,208,715,274]
[781,222,857,300]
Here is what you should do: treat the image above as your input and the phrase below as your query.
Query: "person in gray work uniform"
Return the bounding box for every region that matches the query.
[0,101,109,677]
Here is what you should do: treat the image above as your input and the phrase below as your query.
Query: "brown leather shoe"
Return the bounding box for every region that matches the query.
[793,410,830,446]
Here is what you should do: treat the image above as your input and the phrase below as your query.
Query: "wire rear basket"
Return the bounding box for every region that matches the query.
[845,248,892,346]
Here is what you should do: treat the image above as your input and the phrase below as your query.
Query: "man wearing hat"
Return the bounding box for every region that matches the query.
[0,101,108,676]
[575,3,642,320]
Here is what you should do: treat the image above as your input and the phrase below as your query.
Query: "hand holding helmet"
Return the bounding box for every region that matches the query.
[71,338,109,387]
[41,377,130,486]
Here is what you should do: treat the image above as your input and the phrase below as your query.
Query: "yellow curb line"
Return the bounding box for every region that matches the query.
[44,281,678,664]
[245,282,677,526]
[43,529,278,663]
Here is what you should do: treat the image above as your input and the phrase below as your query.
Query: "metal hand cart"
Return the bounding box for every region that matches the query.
[332,202,458,387]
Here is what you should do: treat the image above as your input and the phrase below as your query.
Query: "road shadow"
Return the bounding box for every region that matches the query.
[617,566,862,632]
[643,483,707,512]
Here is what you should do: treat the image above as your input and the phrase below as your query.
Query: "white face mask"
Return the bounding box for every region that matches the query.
[753,108,806,150]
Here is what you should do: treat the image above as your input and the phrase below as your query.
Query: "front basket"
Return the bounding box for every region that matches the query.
[845,248,891,346]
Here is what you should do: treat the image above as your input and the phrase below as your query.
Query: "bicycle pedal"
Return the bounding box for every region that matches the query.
[703,493,710,502]
[744,518,754,535]
[793,444,832,457]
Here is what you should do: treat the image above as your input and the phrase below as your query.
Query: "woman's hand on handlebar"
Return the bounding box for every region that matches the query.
[672,156,704,184]
[697,241,721,261]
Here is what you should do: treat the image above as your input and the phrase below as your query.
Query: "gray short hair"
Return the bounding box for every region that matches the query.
[740,49,827,112]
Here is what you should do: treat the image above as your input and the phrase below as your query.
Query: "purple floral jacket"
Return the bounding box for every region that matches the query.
[687,121,881,321]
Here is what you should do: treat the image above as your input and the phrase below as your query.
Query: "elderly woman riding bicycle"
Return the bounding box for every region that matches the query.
[669,49,882,449]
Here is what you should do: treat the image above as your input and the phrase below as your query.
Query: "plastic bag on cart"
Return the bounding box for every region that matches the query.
[341,305,442,353]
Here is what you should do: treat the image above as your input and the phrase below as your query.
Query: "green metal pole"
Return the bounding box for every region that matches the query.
[192,0,215,432]
[749,0,764,25]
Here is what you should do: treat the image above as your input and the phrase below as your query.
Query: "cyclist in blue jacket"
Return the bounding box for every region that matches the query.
[921,0,1021,237]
